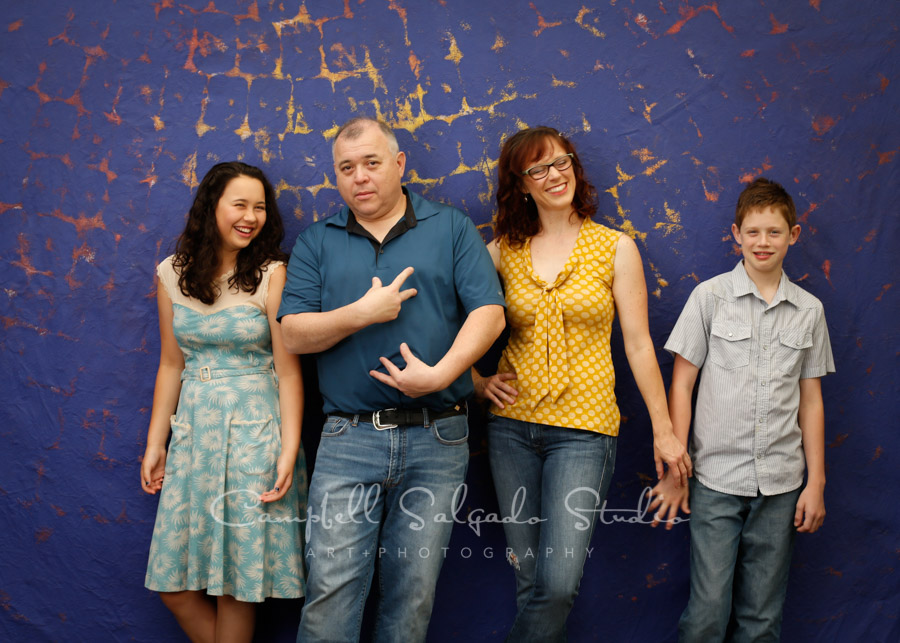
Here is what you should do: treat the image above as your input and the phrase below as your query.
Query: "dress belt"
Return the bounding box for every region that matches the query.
[332,403,467,430]
[182,365,273,382]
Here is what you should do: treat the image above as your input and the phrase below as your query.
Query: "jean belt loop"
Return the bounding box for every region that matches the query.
[422,408,430,428]
[351,414,359,427]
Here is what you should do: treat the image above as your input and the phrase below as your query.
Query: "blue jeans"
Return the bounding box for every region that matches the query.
[679,478,802,643]
[487,414,617,643]
[296,413,469,643]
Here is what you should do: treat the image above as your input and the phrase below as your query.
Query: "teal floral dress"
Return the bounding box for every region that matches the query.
[145,257,306,602]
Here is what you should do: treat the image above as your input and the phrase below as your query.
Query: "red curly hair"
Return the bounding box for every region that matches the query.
[494,126,597,246]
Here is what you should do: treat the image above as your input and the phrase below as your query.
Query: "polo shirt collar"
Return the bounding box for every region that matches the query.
[325,187,436,230]
[730,260,800,308]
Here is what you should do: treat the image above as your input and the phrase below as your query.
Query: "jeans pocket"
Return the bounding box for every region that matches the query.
[321,416,351,438]
[431,415,469,446]
[709,321,752,369]
[229,415,277,475]
[167,416,193,477]
[776,328,812,376]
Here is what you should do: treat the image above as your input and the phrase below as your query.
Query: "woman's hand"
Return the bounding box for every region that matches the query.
[648,472,690,530]
[474,371,519,409]
[141,445,167,494]
[260,451,295,503]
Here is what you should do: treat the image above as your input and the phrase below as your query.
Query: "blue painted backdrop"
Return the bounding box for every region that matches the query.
[1,1,897,641]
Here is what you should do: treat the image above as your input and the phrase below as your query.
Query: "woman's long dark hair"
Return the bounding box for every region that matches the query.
[173,161,288,305]
[494,126,597,246]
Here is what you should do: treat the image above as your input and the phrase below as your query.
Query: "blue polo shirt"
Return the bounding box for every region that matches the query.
[278,189,505,414]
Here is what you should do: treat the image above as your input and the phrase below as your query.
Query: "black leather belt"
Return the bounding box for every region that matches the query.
[332,403,467,430]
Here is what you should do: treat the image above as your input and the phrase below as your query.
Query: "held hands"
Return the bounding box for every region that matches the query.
[648,471,691,530]
[794,483,826,533]
[140,445,167,494]
[357,266,417,325]
[370,342,446,398]
[474,372,519,409]
[654,431,693,487]
[259,451,295,503]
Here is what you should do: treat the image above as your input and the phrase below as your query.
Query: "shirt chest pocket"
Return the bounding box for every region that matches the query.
[709,321,752,369]
[776,328,813,377]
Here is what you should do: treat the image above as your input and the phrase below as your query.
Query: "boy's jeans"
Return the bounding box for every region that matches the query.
[679,478,801,643]
[487,414,617,643]
[297,414,469,643]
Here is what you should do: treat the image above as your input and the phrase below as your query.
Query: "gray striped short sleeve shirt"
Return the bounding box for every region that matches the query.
[664,261,835,497]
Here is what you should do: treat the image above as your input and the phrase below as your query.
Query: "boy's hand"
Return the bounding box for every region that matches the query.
[648,472,691,530]
[794,484,825,533]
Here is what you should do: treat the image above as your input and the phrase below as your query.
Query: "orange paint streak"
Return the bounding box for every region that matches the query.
[665,3,734,35]
[0,202,22,215]
[877,149,898,165]
[810,0,821,10]
[41,208,106,235]
[769,13,788,34]
[864,229,877,243]
[35,528,53,543]
[875,283,892,302]
[798,202,817,224]
[234,0,261,25]
[9,19,24,31]
[87,156,117,183]
[739,173,756,184]
[828,433,848,448]
[812,115,837,136]
[153,0,175,20]
[701,179,719,202]
[530,2,563,36]
[872,446,883,461]
[11,234,53,278]
[104,84,123,125]
[821,259,833,288]
[409,52,422,79]
[740,49,755,58]
[825,567,843,578]
[879,74,890,92]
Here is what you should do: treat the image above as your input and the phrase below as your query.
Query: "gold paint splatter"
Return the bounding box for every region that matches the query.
[653,202,682,237]
[552,76,576,88]
[445,33,463,65]
[234,115,253,140]
[314,44,386,93]
[181,152,198,190]
[576,7,605,38]
[632,148,655,163]
[642,100,657,123]
[491,34,506,51]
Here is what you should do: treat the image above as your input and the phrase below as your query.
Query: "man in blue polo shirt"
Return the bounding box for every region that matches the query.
[279,117,505,643]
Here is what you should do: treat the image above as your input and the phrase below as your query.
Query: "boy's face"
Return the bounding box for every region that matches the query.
[732,206,800,280]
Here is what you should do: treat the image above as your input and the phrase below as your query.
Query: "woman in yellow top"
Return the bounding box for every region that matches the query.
[474,127,691,641]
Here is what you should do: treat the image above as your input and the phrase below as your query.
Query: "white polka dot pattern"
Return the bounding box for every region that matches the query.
[492,219,622,436]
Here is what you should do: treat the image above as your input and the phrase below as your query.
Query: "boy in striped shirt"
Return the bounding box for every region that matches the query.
[650,177,835,642]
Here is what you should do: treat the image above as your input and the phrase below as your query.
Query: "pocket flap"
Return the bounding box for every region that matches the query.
[711,321,751,342]
[778,328,813,350]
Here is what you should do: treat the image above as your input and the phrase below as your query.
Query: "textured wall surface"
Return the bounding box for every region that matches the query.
[1,1,897,641]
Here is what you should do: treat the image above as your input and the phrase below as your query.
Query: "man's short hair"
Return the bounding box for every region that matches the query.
[332,117,400,161]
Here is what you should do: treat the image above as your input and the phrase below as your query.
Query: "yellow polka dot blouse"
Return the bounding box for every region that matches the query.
[492,218,622,436]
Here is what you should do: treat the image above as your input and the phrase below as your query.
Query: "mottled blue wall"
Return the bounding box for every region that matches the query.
[1,1,897,641]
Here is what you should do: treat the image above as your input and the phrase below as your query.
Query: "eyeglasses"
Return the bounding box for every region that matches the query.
[522,153,574,180]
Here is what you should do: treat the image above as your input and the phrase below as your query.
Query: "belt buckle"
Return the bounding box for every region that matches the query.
[373,408,398,431]
[200,366,211,382]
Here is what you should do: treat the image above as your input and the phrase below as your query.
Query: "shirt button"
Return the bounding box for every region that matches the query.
[763,345,768,350]
[762,381,767,387]
[728,332,733,337]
